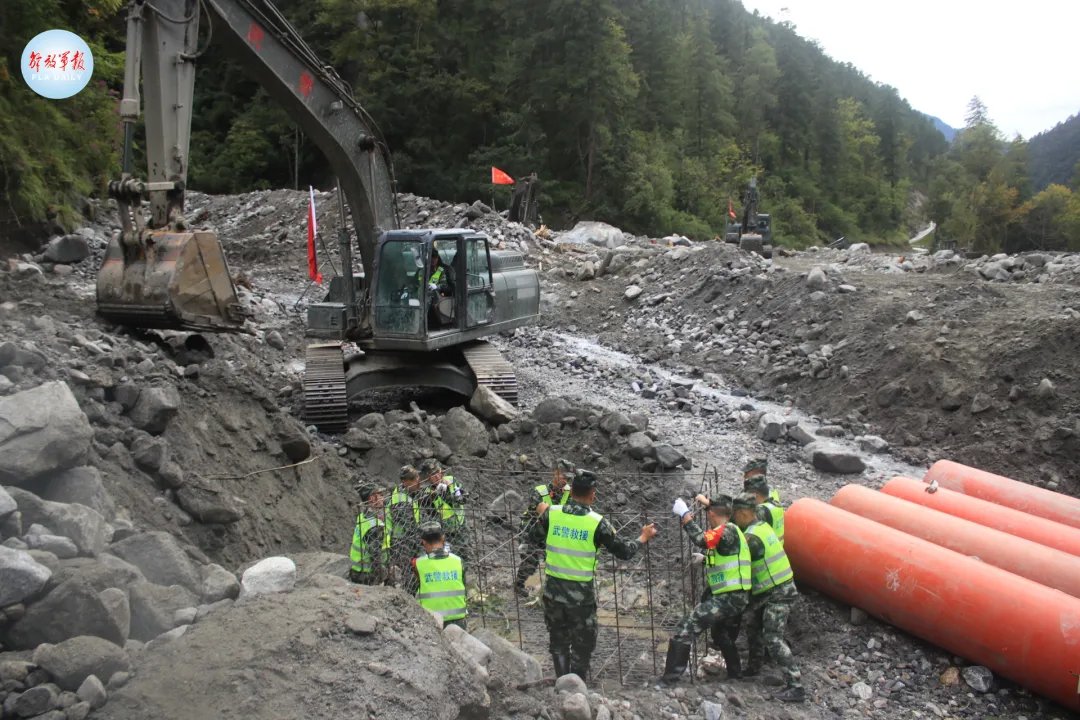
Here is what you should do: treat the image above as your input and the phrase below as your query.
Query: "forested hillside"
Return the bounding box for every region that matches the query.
[1028,113,1080,191]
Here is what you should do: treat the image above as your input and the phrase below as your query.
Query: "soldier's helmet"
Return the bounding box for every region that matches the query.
[571,470,598,491]
[732,493,758,511]
[708,493,734,514]
[419,521,444,541]
[355,483,378,501]
[419,458,442,477]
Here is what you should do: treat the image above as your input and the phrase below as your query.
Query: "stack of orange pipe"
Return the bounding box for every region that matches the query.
[787,460,1080,712]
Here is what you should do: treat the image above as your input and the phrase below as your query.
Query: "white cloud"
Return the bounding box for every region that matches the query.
[739,0,1080,138]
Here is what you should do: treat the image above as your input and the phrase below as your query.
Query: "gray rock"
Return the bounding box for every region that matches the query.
[343,428,377,451]
[0,382,93,483]
[471,628,544,686]
[623,285,643,301]
[554,672,588,695]
[156,461,185,489]
[443,623,492,670]
[701,699,724,720]
[131,436,167,473]
[35,636,130,691]
[0,545,52,606]
[804,442,866,474]
[66,701,92,720]
[7,576,127,648]
[598,411,636,436]
[469,385,519,425]
[970,393,992,414]
[1036,378,1056,401]
[106,672,130,690]
[847,242,871,254]
[815,425,846,438]
[653,443,687,470]
[75,675,107,709]
[98,587,131,643]
[756,414,786,442]
[25,533,79,559]
[837,284,857,293]
[0,485,15,520]
[904,310,924,325]
[345,612,378,635]
[855,435,889,453]
[275,420,311,463]
[175,482,241,524]
[128,385,181,435]
[50,553,145,594]
[356,412,386,430]
[437,406,489,458]
[531,397,572,424]
[14,683,58,716]
[0,659,35,683]
[265,330,286,350]
[108,531,201,592]
[113,384,140,412]
[44,235,90,264]
[172,606,197,626]
[488,490,523,518]
[626,432,655,460]
[144,624,189,651]
[787,424,816,446]
[560,221,626,249]
[561,692,591,720]
[200,563,240,602]
[238,556,296,600]
[127,581,199,641]
[962,665,994,692]
[35,467,114,520]
[851,681,873,700]
[194,598,233,621]
[805,266,828,290]
[5,488,110,556]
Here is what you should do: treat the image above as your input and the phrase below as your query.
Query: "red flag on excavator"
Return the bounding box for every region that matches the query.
[491,166,515,185]
[307,186,323,285]
[728,198,737,220]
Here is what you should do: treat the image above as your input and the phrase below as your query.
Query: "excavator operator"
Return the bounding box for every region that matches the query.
[427,248,454,327]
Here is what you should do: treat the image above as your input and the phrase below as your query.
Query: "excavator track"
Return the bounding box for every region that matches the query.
[302,343,348,433]
[461,341,519,405]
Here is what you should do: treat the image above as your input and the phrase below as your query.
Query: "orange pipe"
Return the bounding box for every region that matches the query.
[882,476,1080,557]
[831,484,1080,599]
[925,459,1080,530]
[787,499,1080,712]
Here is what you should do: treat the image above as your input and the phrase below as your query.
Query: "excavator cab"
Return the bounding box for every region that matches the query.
[96,228,247,331]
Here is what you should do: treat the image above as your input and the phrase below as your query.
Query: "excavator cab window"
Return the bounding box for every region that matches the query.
[465,236,494,327]
[374,239,424,336]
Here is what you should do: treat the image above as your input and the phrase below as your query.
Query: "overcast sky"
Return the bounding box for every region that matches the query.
[739,0,1080,139]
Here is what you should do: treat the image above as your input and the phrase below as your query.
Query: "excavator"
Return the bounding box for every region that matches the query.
[724,177,772,252]
[96,0,540,433]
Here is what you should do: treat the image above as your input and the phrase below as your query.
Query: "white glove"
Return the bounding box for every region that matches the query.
[435,482,449,494]
[690,552,705,565]
[428,282,438,291]
[672,498,689,518]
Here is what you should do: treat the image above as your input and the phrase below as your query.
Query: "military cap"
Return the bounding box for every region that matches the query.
[419,521,444,541]
[419,458,442,476]
[400,464,419,480]
[571,469,598,491]
[355,483,378,501]
[707,494,734,513]
[732,492,759,510]
[742,458,768,477]
[743,475,770,494]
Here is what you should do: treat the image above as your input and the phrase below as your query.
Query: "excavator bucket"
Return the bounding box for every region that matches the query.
[96,230,247,330]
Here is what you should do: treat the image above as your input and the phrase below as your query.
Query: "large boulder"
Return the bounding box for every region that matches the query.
[558,221,626,249]
[50,554,145,593]
[6,577,127,648]
[127,385,181,435]
[471,628,543,686]
[5,488,110,556]
[35,635,130,691]
[653,444,688,470]
[0,382,94,484]
[175,482,241,524]
[43,234,91,264]
[756,413,786,442]
[128,581,199,641]
[437,406,489,458]
[0,485,15,520]
[598,411,636,436]
[804,442,866,474]
[531,397,572,424]
[238,556,297,600]
[108,531,201,593]
[36,467,115,520]
[626,432,655,460]
[0,545,52,606]
[469,386,518,425]
[199,563,240,603]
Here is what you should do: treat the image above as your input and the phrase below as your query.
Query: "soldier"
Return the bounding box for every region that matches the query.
[514,458,574,596]
[348,483,389,585]
[743,458,781,504]
[732,493,804,703]
[386,465,430,592]
[661,494,751,684]
[530,470,658,681]
[413,522,468,629]
[420,459,469,563]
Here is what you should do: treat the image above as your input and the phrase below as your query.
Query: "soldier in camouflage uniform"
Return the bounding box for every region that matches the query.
[386,465,436,593]
[732,493,804,703]
[514,458,574,596]
[348,484,389,586]
[420,459,469,564]
[742,458,781,504]
[529,470,658,681]
[661,494,751,684]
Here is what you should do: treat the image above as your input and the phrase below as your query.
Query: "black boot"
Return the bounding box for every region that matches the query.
[711,624,741,679]
[660,640,691,684]
[774,686,806,703]
[552,653,571,679]
[569,661,590,683]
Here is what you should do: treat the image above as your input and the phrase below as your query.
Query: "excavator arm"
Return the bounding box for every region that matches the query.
[100,0,398,330]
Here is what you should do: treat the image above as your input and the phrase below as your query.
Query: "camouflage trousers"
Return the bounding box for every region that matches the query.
[515,541,543,586]
[746,581,801,688]
[543,599,598,673]
[672,590,749,644]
